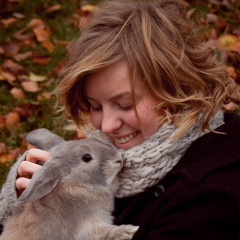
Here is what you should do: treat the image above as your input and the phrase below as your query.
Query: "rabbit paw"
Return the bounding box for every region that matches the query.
[107,224,139,240]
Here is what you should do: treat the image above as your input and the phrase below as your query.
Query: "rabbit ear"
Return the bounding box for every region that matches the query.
[26,128,64,151]
[19,160,69,205]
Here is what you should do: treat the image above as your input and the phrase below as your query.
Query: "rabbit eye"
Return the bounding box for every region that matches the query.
[82,154,92,163]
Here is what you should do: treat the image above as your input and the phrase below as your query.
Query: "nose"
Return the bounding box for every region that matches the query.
[101,109,122,134]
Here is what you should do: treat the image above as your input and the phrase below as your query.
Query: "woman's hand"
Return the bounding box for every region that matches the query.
[16,149,51,197]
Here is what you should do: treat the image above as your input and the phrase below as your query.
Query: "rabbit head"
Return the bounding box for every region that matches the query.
[19,129,123,205]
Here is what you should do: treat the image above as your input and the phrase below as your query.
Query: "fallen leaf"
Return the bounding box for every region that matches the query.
[12,13,25,19]
[14,51,33,61]
[5,112,21,132]
[0,18,17,28]
[0,69,16,83]
[42,39,54,52]
[21,81,40,92]
[0,47,4,54]
[29,72,47,82]
[206,13,218,24]
[27,18,45,29]
[37,92,51,101]
[21,39,36,48]
[81,4,99,13]
[217,34,238,50]
[54,39,69,47]
[217,18,228,30]
[0,148,21,164]
[33,55,51,65]
[33,26,51,42]
[2,41,20,56]
[0,143,7,155]
[228,41,240,54]
[10,87,25,100]
[3,59,24,74]
[14,28,33,41]
[45,4,62,13]
[17,74,30,82]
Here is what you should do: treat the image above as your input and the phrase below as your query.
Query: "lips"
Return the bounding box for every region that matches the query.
[114,132,138,144]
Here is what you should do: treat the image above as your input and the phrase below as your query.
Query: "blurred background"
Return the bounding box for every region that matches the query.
[0,0,239,187]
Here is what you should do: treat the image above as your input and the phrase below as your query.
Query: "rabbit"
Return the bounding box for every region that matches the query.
[0,128,139,240]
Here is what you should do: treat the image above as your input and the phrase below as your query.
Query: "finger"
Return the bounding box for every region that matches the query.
[16,177,31,194]
[17,161,42,178]
[26,148,51,164]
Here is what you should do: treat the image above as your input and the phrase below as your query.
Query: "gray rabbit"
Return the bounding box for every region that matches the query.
[0,129,139,240]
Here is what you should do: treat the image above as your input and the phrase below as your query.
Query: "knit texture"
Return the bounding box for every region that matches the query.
[117,111,224,197]
[0,151,28,223]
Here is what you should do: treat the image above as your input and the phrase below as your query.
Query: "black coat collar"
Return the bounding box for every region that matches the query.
[169,113,240,185]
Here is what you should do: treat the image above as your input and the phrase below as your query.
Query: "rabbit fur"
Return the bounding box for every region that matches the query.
[0,128,139,240]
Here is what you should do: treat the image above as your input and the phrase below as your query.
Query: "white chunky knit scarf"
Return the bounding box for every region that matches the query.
[85,111,224,198]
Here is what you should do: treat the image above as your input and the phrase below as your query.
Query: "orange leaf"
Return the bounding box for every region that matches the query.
[21,81,40,92]
[27,19,44,29]
[10,87,25,100]
[33,26,51,42]
[0,143,7,155]
[42,39,55,52]
[228,41,240,54]
[217,34,238,50]
[0,148,21,164]
[45,4,62,13]
[5,112,21,132]
[0,69,16,83]
[0,18,17,28]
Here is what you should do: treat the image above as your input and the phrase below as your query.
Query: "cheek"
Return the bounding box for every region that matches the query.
[89,112,102,129]
[136,104,161,137]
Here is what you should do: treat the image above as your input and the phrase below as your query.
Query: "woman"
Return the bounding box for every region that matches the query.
[0,0,239,239]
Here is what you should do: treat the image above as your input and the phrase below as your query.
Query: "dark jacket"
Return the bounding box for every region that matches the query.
[114,113,240,240]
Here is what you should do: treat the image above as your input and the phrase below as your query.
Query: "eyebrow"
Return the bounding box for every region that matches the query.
[86,91,133,101]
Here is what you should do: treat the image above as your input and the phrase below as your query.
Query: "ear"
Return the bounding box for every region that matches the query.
[26,128,64,151]
[19,159,70,205]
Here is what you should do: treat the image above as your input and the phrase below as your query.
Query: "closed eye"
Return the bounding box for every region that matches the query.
[119,104,133,111]
[91,105,102,112]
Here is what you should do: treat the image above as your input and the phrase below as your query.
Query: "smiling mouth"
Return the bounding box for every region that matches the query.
[115,132,138,144]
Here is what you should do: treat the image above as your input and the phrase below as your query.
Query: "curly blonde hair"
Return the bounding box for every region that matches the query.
[54,0,238,139]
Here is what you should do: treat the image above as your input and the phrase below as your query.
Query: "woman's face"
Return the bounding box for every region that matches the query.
[85,61,161,149]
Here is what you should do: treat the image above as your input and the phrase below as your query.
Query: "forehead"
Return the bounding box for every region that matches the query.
[85,61,142,100]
